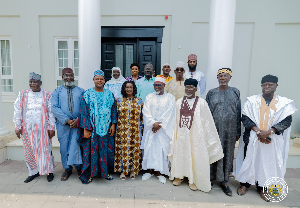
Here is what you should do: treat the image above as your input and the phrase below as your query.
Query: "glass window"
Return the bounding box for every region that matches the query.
[115,45,124,75]
[125,45,134,78]
[1,39,13,92]
[55,38,79,87]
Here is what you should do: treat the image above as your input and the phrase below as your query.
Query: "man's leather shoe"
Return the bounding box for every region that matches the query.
[24,172,39,183]
[237,186,248,195]
[47,173,54,182]
[221,184,232,196]
[259,190,270,202]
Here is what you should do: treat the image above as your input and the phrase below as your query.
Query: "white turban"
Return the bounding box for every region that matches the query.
[175,61,185,68]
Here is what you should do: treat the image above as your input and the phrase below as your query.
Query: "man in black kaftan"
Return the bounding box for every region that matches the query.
[206,68,241,196]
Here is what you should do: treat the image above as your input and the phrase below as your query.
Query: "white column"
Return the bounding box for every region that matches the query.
[78,0,101,90]
[0,85,9,136]
[206,0,237,91]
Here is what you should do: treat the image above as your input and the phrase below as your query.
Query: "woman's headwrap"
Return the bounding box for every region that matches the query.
[105,67,126,85]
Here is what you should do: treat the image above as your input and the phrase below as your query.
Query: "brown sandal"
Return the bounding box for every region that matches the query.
[61,170,72,181]
[237,186,248,195]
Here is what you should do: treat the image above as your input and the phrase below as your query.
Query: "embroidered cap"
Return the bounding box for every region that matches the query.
[188,54,197,61]
[155,77,165,84]
[163,63,170,67]
[176,61,185,68]
[94,70,104,77]
[29,72,41,81]
[217,68,232,76]
[62,68,74,76]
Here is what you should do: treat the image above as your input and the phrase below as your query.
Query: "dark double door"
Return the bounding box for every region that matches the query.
[101,38,158,81]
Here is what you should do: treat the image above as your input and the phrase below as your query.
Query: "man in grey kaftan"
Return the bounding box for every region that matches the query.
[206,68,241,196]
[51,68,85,181]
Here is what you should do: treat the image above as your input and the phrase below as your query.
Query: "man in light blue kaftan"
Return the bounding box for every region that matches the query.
[51,68,85,181]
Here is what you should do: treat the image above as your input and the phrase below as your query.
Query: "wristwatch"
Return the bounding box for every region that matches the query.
[270,129,275,135]
[256,131,261,135]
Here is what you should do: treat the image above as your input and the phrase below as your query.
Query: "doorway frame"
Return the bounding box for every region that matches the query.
[101,27,164,74]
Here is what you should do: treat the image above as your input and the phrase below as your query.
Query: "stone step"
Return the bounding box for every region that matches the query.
[293,138,300,148]
[6,136,61,162]
[4,135,300,168]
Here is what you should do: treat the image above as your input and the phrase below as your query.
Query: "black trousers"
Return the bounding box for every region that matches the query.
[239,142,264,192]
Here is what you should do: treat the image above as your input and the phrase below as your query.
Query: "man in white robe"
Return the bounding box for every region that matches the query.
[141,77,175,184]
[14,72,56,183]
[183,54,206,96]
[169,78,223,192]
[234,74,297,202]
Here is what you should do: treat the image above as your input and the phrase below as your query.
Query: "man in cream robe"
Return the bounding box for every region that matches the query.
[169,78,223,192]
[234,74,297,202]
[141,77,175,184]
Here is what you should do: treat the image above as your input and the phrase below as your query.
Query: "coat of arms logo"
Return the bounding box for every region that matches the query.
[263,177,288,202]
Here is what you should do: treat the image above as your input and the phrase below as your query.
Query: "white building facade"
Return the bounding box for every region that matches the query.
[0,0,299,133]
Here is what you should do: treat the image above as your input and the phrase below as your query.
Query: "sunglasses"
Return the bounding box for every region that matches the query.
[176,68,184,72]
[153,84,163,87]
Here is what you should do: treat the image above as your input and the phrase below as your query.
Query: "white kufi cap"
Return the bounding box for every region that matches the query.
[175,61,185,68]
[155,77,165,84]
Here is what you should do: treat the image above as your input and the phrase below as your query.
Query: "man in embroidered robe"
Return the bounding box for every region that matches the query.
[169,78,223,192]
[165,61,186,101]
[183,54,206,96]
[234,75,297,202]
[51,68,85,181]
[77,70,117,184]
[14,72,55,183]
[156,63,174,83]
[206,68,241,196]
[136,63,155,101]
[141,77,176,184]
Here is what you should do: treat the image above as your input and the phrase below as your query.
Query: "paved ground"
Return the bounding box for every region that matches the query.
[0,160,300,208]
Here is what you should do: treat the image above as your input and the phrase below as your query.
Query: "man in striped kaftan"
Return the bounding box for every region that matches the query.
[13,72,56,183]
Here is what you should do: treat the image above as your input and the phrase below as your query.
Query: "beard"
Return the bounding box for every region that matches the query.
[155,91,161,95]
[188,63,197,71]
[65,81,74,87]
[186,93,193,97]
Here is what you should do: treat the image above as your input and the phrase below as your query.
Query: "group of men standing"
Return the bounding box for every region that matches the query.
[13,53,297,202]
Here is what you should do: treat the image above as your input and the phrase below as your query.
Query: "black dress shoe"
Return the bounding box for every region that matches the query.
[221,184,232,196]
[47,173,54,182]
[24,172,39,183]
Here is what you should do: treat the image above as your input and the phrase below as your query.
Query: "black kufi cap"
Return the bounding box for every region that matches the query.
[261,74,278,84]
[184,78,198,87]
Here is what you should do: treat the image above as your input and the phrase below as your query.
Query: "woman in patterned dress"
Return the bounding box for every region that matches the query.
[114,80,143,180]
[126,63,143,82]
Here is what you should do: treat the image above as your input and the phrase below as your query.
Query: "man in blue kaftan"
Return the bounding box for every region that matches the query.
[77,70,117,184]
[51,68,85,181]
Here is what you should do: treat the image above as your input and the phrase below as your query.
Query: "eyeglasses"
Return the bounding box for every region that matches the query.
[29,80,39,84]
[63,74,75,78]
[261,83,275,88]
[176,68,184,72]
[153,84,163,87]
[185,86,196,90]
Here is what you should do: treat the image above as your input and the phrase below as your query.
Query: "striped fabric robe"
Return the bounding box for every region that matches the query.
[13,89,55,175]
